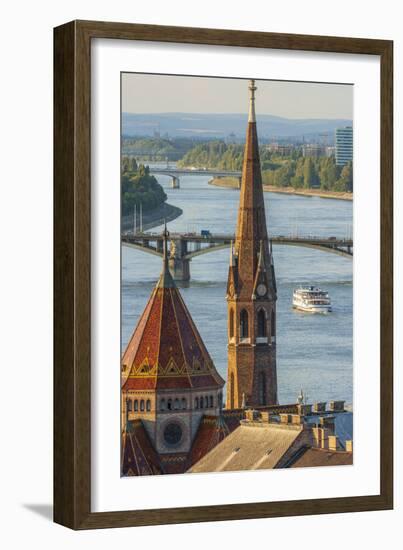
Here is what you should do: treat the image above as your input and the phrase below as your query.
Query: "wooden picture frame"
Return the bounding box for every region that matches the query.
[54,20,393,529]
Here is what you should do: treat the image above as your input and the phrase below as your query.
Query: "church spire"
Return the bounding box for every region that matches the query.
[226,79,278,410]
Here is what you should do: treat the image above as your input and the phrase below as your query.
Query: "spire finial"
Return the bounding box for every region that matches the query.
[158,222,176,288]
[248,79,257,123]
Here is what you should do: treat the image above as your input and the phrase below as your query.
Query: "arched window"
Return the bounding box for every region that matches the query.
[174,398,180,410]
[134,399,138,411]
[240,309,249,339]
[195,397,199,409]
[200,396,204,409]
[167,398,172,410]
[160,398,166,411]
[271,309,276,338]
[230,373,235,409]
[127,399,132,412]
[259,372,267,405]
[229,308,234,338]
[181,398,187,410]
[146,399,151,412]
[205,395,209,408]
[209,395,214,408]
[257,309,267,337]
[140,399,145,411]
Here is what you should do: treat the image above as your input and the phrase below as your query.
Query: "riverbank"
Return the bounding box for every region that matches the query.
[209,177,353,201]
[122,201,183,232]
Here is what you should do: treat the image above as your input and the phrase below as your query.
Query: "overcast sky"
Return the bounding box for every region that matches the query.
[122,73,353,120]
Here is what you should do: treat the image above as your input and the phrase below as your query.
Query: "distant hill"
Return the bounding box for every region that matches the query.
[122,112,352,142]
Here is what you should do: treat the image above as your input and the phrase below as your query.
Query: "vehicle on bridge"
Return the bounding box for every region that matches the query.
[201,229,211,237]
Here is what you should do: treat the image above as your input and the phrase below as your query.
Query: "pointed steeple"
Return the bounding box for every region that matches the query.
[226,79,278,409]
[122,222,224,392]
[233,79,274,299]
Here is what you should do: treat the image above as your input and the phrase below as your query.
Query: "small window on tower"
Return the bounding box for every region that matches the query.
[240,309,249,338]
[182,398,187,410]
[134,400,138,411]
[195,397,199,409]
[140,399,145,411]
[257,309,267,337]
[146,399,151,412]
[229,308,234,338]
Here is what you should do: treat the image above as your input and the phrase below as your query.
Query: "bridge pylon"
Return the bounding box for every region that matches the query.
[168,256,190,281]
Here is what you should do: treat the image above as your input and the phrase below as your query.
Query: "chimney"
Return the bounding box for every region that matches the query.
[329,400,345,412]
[312,426,329,449]
[313,402,326,413]
[290,414,303,425]
[345,440,353,453]
[297,403,312,416]
[260,411,270,423]
[319,416,335,433]
[245,409,259,422]
[280,413,291,424]
[328,435,339,451]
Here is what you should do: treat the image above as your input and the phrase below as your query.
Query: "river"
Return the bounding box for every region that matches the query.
[122,168,353,406]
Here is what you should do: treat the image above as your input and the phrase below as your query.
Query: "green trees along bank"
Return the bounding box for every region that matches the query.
[121,157,167,216]
[262,156,353,192]
[177,140,353,193]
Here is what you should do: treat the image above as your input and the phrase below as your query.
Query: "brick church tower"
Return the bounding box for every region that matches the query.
[226,80,278,409]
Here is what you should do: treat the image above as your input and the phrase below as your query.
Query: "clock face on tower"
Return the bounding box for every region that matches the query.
[256,283,267,297]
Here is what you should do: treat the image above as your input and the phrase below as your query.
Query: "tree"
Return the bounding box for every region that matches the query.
[303,158,318,188]
[335,161,353,192]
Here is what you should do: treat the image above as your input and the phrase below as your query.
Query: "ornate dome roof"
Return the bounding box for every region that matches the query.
[122,227,224,392]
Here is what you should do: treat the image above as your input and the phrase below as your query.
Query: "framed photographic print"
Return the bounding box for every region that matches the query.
[54,20,393,529]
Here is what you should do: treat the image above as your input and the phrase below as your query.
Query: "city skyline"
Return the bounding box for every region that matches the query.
[122,73,353,120]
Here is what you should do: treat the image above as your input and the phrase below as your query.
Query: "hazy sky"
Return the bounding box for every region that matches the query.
[122,73,353,120]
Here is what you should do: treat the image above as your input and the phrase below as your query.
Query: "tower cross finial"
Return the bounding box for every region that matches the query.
[248,79,257,123]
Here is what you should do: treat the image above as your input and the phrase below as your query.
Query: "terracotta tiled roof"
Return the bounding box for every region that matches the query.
[188,414,231,468]
[121,419,162,476]
[122,231,224,392]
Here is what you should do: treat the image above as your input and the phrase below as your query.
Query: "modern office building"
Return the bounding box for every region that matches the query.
[335,126,353,166]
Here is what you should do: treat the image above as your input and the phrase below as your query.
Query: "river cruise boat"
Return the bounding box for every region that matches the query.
[292,286,332,313]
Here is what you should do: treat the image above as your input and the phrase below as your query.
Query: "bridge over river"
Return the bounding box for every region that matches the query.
[122,232,353,281]
[149,167,242,188]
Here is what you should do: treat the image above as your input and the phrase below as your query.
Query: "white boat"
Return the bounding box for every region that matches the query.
[292,286,332,313]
